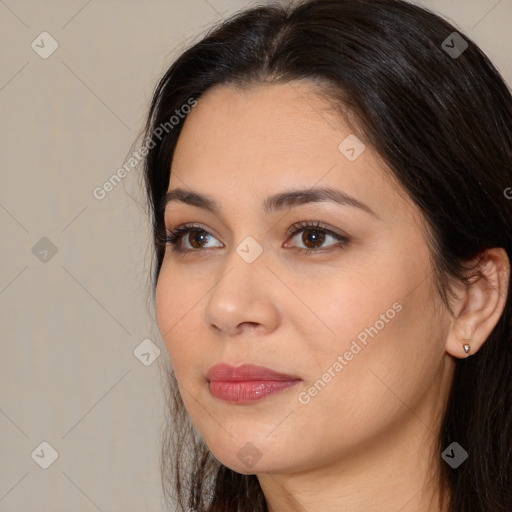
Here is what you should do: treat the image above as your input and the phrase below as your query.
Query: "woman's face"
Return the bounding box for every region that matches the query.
[155,81,453,476]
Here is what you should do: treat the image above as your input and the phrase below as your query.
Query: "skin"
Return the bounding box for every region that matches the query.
[154,81,510,512]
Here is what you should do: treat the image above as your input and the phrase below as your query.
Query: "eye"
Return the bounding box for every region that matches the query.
[165,223,222,252]
[284,220,349,254]
[164,220,349,255]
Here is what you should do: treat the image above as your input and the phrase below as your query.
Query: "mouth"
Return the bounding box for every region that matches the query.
[206,363,302,403]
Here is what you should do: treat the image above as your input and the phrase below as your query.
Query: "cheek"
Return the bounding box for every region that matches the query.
[290,305,439,460]
[296,267,394,359]
[154,267,208,379]
[155,269,190,359]
[154,271,174,346]
[155,262,201,334]
[322,281,443,422]
[296,257,441,413]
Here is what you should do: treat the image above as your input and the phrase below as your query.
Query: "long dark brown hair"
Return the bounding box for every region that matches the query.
[140,0,512,510]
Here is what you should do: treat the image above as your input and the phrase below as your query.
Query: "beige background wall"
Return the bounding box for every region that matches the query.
[1,1,510,511]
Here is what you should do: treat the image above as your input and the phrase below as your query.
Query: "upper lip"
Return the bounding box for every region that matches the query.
[206,363,301,382]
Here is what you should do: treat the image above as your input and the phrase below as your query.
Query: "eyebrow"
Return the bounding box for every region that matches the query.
[161,186,379,219]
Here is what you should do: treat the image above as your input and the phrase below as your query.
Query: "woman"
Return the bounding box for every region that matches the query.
[141,0,512,510]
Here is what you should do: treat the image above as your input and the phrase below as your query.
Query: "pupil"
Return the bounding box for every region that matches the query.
[191,231,207,247]
[304,229,324,248]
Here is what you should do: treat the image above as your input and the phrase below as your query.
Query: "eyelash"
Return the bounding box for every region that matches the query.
[164,220,349,255]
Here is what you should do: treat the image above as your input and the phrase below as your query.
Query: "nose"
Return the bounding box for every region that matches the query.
[202,248,280,337]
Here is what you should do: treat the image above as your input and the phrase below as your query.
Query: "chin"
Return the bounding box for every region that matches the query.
[207,437,302,476]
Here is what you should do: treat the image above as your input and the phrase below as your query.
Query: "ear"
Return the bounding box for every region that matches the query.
[445,247,510,359]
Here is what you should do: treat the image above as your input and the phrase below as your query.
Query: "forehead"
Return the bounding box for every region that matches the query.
[168,81,416,223]
[173,81,349,165]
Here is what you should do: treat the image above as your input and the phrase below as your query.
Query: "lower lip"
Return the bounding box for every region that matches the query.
[208,380,301,403]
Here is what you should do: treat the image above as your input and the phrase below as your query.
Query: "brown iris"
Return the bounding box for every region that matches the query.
[187,230,209,249]
[300,229,326,249]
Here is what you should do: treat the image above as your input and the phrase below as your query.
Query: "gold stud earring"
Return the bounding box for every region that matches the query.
[463,338,471,355]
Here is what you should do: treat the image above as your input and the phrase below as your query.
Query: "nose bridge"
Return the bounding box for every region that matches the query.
[211,235,267,303]
[203,236,277,333]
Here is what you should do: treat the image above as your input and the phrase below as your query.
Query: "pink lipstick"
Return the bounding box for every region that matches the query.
[206,363,301,403]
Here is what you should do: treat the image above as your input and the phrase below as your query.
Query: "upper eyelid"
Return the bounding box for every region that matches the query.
[165,221,348,247]
[165,221,344,236]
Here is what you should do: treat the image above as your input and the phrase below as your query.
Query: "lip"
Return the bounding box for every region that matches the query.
[207,363,300,382]
[206,364,301,403]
